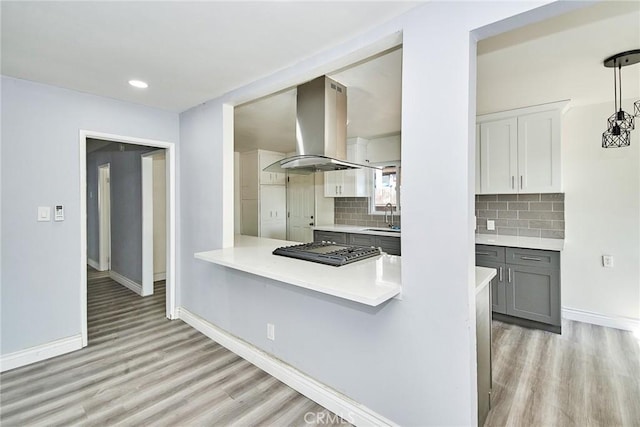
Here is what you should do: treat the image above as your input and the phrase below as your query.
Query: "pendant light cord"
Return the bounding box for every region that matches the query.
[618,63,623,113]
[613,62,618,113]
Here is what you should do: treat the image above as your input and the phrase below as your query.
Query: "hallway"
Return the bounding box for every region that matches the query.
[0,269,346,426]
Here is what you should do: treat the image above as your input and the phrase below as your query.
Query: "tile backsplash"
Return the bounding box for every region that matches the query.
[335,197,401,229]
[476,193,564,239]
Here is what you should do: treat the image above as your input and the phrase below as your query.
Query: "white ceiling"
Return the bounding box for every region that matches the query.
[1,1,417,112]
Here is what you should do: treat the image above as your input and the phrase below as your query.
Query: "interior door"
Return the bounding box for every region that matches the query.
[287,174,315,242]
[98,163,111,271]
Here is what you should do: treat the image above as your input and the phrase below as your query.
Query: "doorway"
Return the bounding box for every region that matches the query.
[287,174,315,242]
[142,150,167,297]
[97,163,111,271]
[80,130,177,348]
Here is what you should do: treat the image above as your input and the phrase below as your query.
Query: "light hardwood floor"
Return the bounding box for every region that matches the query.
[0,269,347,426]
[486,319,640,426]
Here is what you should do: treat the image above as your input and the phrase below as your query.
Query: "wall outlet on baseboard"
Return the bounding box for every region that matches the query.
[602,255,614,268]
[267,323,275,341]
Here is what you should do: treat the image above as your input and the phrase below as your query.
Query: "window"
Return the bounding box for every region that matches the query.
[370,162,401,214]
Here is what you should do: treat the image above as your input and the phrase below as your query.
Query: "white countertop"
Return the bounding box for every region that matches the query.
[194,235,402,306]
[313,224,401,237]
[476,234,564,251]
[475,266,497,295]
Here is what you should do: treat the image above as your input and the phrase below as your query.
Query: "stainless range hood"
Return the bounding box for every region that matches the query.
[264,76,377,175]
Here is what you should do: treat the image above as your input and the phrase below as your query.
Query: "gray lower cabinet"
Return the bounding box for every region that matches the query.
[313,230,401,256]
[476,244,561,333]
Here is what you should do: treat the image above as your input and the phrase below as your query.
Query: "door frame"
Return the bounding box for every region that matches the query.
[141,149,166,297]
[79,130,177,347]
[97,163,111,271]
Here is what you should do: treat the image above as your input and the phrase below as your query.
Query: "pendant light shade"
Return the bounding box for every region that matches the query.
[602,49,640,148]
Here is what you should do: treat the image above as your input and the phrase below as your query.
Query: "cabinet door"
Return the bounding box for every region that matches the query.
[240,152,259,199]
[476,282,492,427]
[260,185,286,222]
[241,199,258,236]
[506,264,560,326]
[476,260,507,315]
[376,236,401,256]
[324,171,344,197]
[348,233,375,247]
[517,110,561,193]
[479,118,518,194]
[261,220,286,240]
[259,151,285,185]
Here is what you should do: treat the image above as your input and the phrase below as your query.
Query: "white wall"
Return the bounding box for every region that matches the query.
[366,134,401,163]
[1,76,179,355]
[178,1,569,424]
[153,152,167,277]
[562,100,640,323]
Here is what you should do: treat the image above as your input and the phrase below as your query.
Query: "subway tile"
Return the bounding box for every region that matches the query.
[476,218,487,227]
[518,228,541,237]
[488,202,508,210]
[498,210,518,219]
[477,228,497,235]
[541,193,564,201]
[530,202,553,211]
[497,227,518,236]
[494,219,509,227]
[541,229,565,239]
[517,194,540,201]
[553,202,565,212]
[478,195,498,202]
[529,220,553,229]
[539,211,564,220]
[519,211,541,220]
[475,202,488,210]
[477,210,497,219]
[507,219,530,228]
[497,194,518,201]
[508,202,529,211]
[552,220,565,230]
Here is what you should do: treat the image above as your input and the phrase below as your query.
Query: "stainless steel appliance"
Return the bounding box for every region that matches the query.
[272,242,381,266]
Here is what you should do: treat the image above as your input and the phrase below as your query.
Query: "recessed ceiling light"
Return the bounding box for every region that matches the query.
[128,79,148,89]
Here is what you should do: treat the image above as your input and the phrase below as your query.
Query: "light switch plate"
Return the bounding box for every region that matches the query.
[602,255,614,268]
[37,206,51,222]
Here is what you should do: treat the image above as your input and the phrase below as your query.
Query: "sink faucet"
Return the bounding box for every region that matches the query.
[384,203,394,228]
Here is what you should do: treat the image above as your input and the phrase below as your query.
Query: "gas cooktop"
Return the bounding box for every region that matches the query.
[272,242,381,267]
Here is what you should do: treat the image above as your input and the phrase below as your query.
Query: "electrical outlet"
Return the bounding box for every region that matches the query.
[487,220,495,231]
[267,323,275,341]
[602,255,614,268]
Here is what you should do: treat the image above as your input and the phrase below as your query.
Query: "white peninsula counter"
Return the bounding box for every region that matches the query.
[195,235,402,306]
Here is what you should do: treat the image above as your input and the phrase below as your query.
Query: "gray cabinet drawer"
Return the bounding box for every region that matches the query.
[348,233,375,247]
[313,231,347,244]
[475,245,505,263]
[506,247,559,269]
[377,236,401,256]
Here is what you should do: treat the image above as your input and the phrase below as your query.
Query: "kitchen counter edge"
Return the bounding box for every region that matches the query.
[476,234,564,251]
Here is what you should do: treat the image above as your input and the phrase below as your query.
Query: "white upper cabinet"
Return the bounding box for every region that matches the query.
[477,101,567,195]
[259,150,286,185]
[324,138,371,197]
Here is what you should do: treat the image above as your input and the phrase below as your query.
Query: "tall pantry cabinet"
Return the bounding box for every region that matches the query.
[240,150,286,239]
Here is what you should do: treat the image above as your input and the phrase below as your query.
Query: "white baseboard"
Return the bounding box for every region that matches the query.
[0,334,83,373]
[154,272,166,281]
[109,270,142,295]
[177,307,397,427]
[87,258,100,270]
[563,307,640,333]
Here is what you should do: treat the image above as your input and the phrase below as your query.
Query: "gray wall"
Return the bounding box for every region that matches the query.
[87,147,153,283]
[1,76,179,354]
[178,3,570,424]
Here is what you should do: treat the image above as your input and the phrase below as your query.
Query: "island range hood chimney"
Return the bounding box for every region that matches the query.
[264,76,377,174]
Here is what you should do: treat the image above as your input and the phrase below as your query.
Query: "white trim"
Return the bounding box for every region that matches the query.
[80,129,178,348]
[177,307,397,427]
[97,163,111,271]
[109,270,143,295]
[154,272,166,281]
[476,100,570,123]
[0,334,83,373]
[87,258,100,270]
[562,307,640,333]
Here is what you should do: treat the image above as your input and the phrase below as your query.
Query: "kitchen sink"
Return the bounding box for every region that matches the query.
[364,228,401,233]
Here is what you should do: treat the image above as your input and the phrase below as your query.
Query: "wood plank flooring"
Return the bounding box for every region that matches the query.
[486,319,640,426]
[0,269,346,426]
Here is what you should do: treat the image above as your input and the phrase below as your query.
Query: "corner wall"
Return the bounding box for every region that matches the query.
[1,76,179,355]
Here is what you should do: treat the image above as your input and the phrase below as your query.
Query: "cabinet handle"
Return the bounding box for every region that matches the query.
[511,176,515,189]
[335,185,338,194]
[499,266,503,282]
[520,256,541,261]
[520,175,523,189]
[508,268,512,283]
[339,185,343,194]
[477,251,491,255]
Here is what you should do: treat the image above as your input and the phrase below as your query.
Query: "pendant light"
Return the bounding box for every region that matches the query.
[602,49,640,148]
[635,100,640,117]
